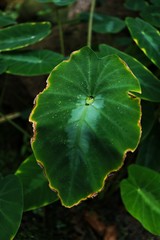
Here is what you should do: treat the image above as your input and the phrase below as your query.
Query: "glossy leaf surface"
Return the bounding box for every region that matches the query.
[36,0,76,6]
[136,121,160,172]
[15,154,58,211]
[30,47,141,207]
[0,175,23,240]
[126,17,160,68]
[0,22,51,52]
[98,44,160,102]
[0,50,64,76]
[0,11,16,27]
[121,164,160,235]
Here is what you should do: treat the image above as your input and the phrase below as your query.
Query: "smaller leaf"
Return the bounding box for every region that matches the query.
[0,175,23,240]
[0,10,16,27]
[136,121,160,172]
[0,22,51,52]
[124,0,148,11]
[140,6,160,28]
[126,17,160,68]
[0,50,64,76]
[120,164,160,236]
[15,154,58,212]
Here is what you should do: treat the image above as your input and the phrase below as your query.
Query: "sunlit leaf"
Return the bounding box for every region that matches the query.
[0,22,51,52]
[126,17,160,68]
[0,175,23,240]
[15,154,58,211]
[121,164,160,235]
[30,47,141,207]
[98,44,160,102]
[0,50,64,76]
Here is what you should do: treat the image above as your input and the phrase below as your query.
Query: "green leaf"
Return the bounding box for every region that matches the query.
[0,59,7,74]
[0,22,51,52]
[30,47,141,207]
[92,13,125,34]
[136,121,160,172]
[0,11,16,27]
[15,154,58,211]
[0,175,23,240]
[140,6,160,28]
[150,0,160,6]
[126,17,160,68]
[0,50,64,76]
[35,0,76,6]
[98,44,160,102]
[124,0,148,11]
[120,164,160,236]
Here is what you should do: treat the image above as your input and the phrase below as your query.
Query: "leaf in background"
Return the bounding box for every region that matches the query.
[0,175,23,240]
[126,17,160,68]
[35,0,76,6]
[98,44,160,102]
[92,13,125,34]
[150,0,160,6]
[124,0,149,11]
[140,6,160,28]
[136,121,160,172]
[120,164,160,236]
[0,22,51,52]
[30,47,141,207]
[15,154,58,211]
[0,10,16,27]
[0,50,64,76]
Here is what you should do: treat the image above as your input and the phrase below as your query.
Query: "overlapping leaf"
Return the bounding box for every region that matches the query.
[126,17,160,68]
[98,44,160,102]
[0,50,64,76]
[121,164,160,235]
[0,22,51,52]
[15,154,58,211]
[0,175,23,240]
[30,47,141,207]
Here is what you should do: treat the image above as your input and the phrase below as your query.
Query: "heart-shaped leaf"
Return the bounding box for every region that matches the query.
[15,154,58,211]
[0,175,23,240]
[98,44,160,102]
[0,22,51,52]
[126,17,160,68]
[30,47,141,207]
[120,164,160,236]
[0,50,64,76]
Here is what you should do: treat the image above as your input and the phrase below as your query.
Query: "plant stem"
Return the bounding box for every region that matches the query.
[56,8,65,55]
[0,112,30,138]
[87,0,96,48]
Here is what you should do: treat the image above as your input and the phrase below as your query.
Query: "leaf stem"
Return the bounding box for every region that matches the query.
[87,0,96,48]
[56,8,65,55]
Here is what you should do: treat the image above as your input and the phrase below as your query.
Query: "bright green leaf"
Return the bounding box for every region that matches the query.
[0,50,64,76]
[120,164,160,236]
[0,22,51,52]
[30,47,141,207]
[126,17,160,68]
[15,154,58,211]
[98,44,160,102]
[124,0,148,11]
[136,121,160,172]
[0,175,23,240]
[0,11,16,27]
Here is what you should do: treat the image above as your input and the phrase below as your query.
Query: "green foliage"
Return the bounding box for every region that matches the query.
[120,164,160,236]
[0,0,160,238]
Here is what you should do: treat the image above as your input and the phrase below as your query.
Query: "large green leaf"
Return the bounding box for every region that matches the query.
[0,11,16,27]
[98,44,160,102]
[0,50,64,76]
[15,154,58,211]
[126,17,160,68]
[35,0,76,6]
[136,121,160,172]
[30,47,141,207]
[0,175,23,240]
[0,22,51,52]
[120,164,160,236]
